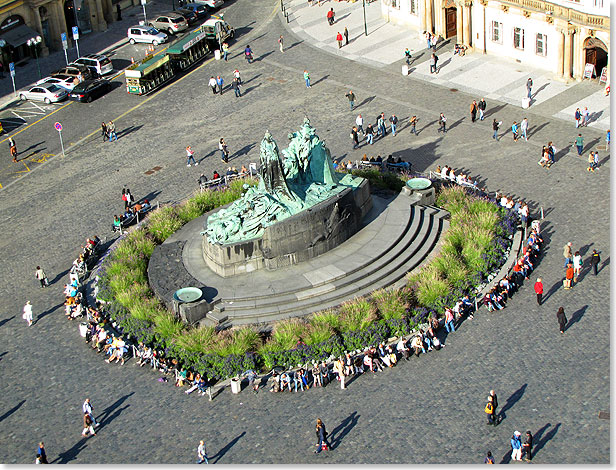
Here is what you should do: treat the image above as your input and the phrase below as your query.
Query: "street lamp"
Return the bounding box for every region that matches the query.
[27,36,42,80]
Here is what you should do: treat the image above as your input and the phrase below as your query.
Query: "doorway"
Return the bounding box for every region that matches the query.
[445,7,457,39]
[583,37,608,78]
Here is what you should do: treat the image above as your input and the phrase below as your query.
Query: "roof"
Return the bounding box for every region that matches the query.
[167,30,207,54]
[201,17,225,26]
[125,54,170,78]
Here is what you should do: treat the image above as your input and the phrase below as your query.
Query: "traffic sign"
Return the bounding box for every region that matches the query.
[61,32,68,50]
[9,62,14,72]
[54,122,62,131]
[72,26,79,40]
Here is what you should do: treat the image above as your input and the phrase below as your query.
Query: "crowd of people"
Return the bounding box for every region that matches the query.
[434,165,478,188]
[112,189,152,232]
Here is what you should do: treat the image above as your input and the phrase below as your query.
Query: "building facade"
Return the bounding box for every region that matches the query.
[382,0,610,82]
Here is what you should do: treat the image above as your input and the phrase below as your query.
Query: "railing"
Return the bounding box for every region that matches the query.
[499,0,609,30]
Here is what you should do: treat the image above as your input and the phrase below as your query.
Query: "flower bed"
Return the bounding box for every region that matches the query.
[95,176,516,381]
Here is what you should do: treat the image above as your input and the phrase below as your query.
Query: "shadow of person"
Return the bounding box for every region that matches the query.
[599,256,609,273]
[52,437,89,464]
[531,83,549,101]
[0,315,15,328]
[49,268,71,286]
[212,431,246,463]
[35,303,64,324]
[97,392,134,425]
[0,399,26,423]
[565,305,588,331]
[311,74,330,86]
[499,383,528,420]
[532,422,561,457]
[541,280,562,303]
[329,411,360,450]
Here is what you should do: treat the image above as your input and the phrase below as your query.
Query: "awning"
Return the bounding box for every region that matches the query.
[1,24,41,47]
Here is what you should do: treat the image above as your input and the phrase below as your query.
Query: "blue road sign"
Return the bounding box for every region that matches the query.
[72,26,79,40]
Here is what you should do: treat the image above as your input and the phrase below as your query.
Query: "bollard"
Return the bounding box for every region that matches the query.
[286,11,289,22]
[540,206,544,219]
[207,386,213,401]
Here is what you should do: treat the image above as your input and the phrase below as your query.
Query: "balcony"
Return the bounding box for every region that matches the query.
[498,0,609,30]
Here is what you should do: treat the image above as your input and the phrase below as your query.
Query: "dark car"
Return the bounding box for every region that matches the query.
[68,79,111,102]
[176,8,198,25]
[182,3,209,19]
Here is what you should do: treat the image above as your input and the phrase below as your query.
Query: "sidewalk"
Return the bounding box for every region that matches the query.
[285,0,610,130]
[0,0,176,110]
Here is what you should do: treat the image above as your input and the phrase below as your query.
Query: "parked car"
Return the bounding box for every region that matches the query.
[72,54,113,77]
[68,79,112,103]
[51,64,92,81]
[176,8,198,25]
[149,13,188,35]
[181,2,209,19]
[127,25,168,46]
[19,83,69,103]
[190,0,223,11]
[35,74,76,91]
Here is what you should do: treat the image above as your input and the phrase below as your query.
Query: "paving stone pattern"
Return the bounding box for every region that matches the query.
[0,0,609,463]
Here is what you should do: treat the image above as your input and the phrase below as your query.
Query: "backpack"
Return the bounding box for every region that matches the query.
[485,402,494,414]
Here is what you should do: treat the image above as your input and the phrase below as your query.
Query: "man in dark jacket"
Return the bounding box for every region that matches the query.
[489,389,498,425]
[478,98,487,120]
[590,249,601,275]
[523,430,533,461]
[350,126,359,149]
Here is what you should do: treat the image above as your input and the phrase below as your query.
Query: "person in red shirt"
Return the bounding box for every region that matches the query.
[326,8,335,25]
[564,264,574,289]
[533,278,543,305]
[336,32,343,48]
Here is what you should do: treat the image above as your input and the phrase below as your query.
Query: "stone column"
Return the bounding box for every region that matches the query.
[556,30,564,77]
[456,3,463,42]
[563,31,572,79]
[426,0,433,33]
[463,2,471,47]
[434,0,444,37]
[420,0,427,31]
[573,28,584,80]
[32,6,50,55]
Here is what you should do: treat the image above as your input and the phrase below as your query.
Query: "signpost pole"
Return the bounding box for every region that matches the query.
[61,32,69,65]
[9,62,16,96]
[55,122,65,157]
[141,0,148,24]
[73,27,80,58]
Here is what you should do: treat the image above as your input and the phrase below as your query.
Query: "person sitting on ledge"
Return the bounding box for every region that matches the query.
[213,170,220,180]
[362,154,369,161]
[240,164,248,174]
[369,156,376,162]
[141,199,151,210]
[320,361,330,385]
[269,372,280,393]
[185,373,202,395]
[440,165,449,179]
[387,344,398,365]
[375,155,382,163]
[312,363,322,388]
[280,372,291,392]
[378,343,392,367]
[294,369,307,392]
[397,337,410,360]
[113,215,121,228]
[411,335,424,356]
[386,155,394,164]
[175,368,188,387]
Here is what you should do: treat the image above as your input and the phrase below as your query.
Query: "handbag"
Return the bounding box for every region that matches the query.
[485,403,493,414]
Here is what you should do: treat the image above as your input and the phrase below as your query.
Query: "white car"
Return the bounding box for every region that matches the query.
[19,83,69,103]
[191,0,223,10]
[35,74,76,91]
[128,25,168,46]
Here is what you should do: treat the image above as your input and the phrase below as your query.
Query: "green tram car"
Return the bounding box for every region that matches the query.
[125,29,211,95]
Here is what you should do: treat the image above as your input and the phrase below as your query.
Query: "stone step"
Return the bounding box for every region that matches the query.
[222,214,444,325]
[214,205,425,312]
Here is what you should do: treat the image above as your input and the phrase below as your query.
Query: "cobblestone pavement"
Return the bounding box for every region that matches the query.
[0,0,609,463]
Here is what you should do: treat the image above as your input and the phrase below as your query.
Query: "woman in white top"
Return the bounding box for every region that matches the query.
[572,251,583,281]
[23,301,33,326]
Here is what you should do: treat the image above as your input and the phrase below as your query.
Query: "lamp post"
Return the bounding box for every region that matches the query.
[362,0,368,36]
[27,36,42,80]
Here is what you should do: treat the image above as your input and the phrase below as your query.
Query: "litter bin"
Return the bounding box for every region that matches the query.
[522,97,530,109]
[214,49,221,60]
[230,378,241,394]
[79,322,88,337]
[402,64,409,76]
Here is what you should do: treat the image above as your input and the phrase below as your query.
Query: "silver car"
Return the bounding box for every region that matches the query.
[127,26,168,46]
[149,13,188,35]
[19,83,69,103]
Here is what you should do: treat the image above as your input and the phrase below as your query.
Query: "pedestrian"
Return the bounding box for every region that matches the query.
[526,78,533,99]
[197,440,208,464]
[444,307,455,332]
[574,107,581,128]
[478,97,486,120]
[365,123,374,144]
[520,117,528,141]
[23,300,33,326]
[425,31,432,49]
[278,35,284,53]
[314,418,331,453]
[484,451,495,464]
[82,412,96,437]
[470,100,477,122]
[219,138,229,163]
[0,61,4,79]
[389,114,398,136]
[606,129,610,149]
[233,68,241,85]
[343,26,349,45]
[489,389,498,425]
[326,7,335,25]
[222,42,229,61]
[108,121,117,141]
[575,133,584,156]
[216,75,224,95]
[35,266,48,288]
[116,3,122,20]
[429,52,437,74]
[186,145,197,167]
[485,395,496,425]
[523,431,533,461]
[101,121,108,142]
[336,31,343,48]
[511,431,523,461]
[492,119,501,140]
[409,115,418,135]
[304,70,311,88]
[82,398,98,426]
[377,112,386,137]
[355,114,364,134]
[564,263,574,289]
[590,249,601,275]
[572,251,582,281]
[232,77,241,97]
[9,136,17,162]
[557,306,567,333]
[511,121,519,142]
[534,278,543,305]
[244,44,253,63]
[208,76,217,94]
[37,442,48,464]
[582,106,590,127]
[350,126,359,149]
[404,48,412,65]
[333,356,346,389]
[563,241,573,268]
[125,189,133,207]
[438,113,446,133]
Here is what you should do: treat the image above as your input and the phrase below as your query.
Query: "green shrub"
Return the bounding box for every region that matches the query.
[152,311,184,344]
[350,169,405,191]
[215,328,262,356]
[372,288,408,320]
[271,318,308,350]
[146,206,183,244]
[338,298,378,332]
[310,309,340,331]
[175,325,218,354]
[304,321,335,346]
[433,252,469,291]
[412,265,452,309]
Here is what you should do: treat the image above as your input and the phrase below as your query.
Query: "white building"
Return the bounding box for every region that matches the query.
[381,0,609,82]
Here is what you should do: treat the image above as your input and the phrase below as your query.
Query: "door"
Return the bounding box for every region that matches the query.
[445,8,457,39]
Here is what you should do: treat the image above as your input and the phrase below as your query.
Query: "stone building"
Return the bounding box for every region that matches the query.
[0,0,139,64]
[381,0,610,82]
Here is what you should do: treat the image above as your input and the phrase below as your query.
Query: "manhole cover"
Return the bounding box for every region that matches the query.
[599,411,610,420]
[144,170,155,175]
[152,166,162,171]
[450,88,458,92]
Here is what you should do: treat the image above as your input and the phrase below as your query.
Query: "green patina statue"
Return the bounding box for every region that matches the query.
[202,118,363,245]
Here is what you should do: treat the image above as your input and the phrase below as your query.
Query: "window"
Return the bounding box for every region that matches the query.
[391,0,400,9]
[514,27,524,50]
[536,33,547,56]
[593,0,603,6]
[491,21,502,43]
[410,0,417,15]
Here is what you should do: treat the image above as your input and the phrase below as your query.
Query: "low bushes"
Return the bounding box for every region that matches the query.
[98,178,515,381]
